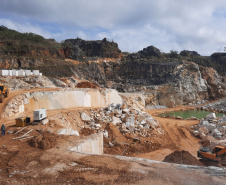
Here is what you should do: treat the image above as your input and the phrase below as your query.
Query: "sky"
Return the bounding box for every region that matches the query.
[0,0,226,56]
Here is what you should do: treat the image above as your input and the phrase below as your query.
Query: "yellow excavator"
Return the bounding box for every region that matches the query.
[198,146,226,166]
[0,83,9,103]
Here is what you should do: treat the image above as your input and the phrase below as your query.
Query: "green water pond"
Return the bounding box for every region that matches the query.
[159,110,225,119]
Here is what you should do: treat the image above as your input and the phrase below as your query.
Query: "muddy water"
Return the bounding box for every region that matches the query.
[159,110,224,119]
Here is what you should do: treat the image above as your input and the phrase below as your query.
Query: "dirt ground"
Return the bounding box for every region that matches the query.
[0,133,225,184]
[0,88,225,184]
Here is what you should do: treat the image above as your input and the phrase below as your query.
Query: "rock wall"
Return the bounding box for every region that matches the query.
[2,89,122,118]
[75,61,225,107]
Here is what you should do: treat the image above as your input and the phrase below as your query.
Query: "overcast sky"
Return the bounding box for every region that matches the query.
[0,0,226,55]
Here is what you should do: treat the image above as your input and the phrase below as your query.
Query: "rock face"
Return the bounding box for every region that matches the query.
[62,38,121,60]
[139,46,161,58]
[73,60,226,107]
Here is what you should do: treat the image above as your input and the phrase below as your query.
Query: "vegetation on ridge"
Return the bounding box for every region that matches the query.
[0,25,61,56]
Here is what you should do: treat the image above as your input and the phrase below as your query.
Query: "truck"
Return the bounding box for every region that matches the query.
[197,146,226,166]
[0,83,9,103]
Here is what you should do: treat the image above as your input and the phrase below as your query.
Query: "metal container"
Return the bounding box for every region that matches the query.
[33,108,47,121]
[15,117,26,127]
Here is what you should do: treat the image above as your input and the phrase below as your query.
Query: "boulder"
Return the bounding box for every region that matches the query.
[198,127,209,135]
[193,130,199,136]
[103,130,108,138]
[136,115,146,123]
[126,116,135,128]
[112,116,122,125]
[206,112,216,119]
[81,112,91,122]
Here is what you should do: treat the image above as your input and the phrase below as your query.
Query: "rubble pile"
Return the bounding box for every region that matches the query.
[192,112,226,139]
[80,103,161,137]
[120,94,146,111]
[3,94,25,117]
[0,76,78,90]
[198,99,226,113]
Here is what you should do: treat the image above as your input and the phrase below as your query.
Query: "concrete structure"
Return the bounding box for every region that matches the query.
[69,133,103,155]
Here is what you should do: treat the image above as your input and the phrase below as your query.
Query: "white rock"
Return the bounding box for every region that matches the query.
[206,112,216,119]
[112,116,122,125]
[41,119,49,125]
[122,108,130,113]
[70,130,79,136]
[126,116,135,126]
[81,112,91,122]
[103,130,108,138]
[193,130,199,136]
[212,128,220,136]
[95,124,101,128]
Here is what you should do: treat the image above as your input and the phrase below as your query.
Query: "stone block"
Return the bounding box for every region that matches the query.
[81,112,91,122]
[126,116,135,128]
[41,119,49,125]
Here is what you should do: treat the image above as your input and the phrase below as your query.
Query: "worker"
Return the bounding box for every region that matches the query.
[1,124,5,136]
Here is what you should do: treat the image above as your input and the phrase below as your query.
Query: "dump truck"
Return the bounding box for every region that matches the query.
[0,83,9,103]
[197,146,226,165]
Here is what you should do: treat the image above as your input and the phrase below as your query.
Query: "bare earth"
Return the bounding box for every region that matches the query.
[0,89,225,184]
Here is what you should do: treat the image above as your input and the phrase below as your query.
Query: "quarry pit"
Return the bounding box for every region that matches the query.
[0,83,225,184]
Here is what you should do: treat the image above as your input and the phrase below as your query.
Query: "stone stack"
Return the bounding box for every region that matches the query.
[80,103,160,137]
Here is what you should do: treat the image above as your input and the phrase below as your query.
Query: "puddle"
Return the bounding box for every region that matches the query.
[159,110,224,119]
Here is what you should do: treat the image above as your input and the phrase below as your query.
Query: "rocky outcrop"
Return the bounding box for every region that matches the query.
[62,38,121,60]
[199,66,226,99]
[72,60,225,107]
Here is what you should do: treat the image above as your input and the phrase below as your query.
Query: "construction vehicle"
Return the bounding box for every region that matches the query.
[197,146,226,165]
[15,117,30,127]
[0,83,9,103]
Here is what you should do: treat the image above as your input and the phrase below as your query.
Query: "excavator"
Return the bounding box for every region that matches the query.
[0,83,9,103]
[198,146,226,166]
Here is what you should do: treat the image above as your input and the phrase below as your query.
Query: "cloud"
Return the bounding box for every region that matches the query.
[1,0,226,55]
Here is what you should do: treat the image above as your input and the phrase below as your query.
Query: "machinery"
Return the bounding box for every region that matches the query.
[33,108,47,121]
[197,146,226,166]
[15,117,30,127]
[0,83,9,103]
